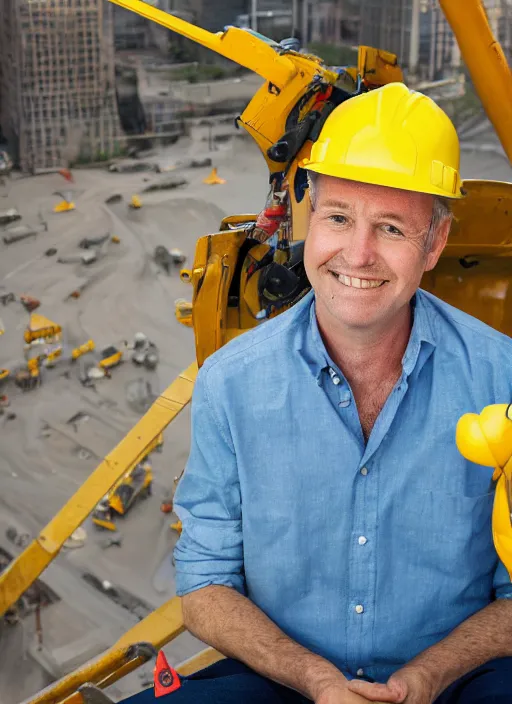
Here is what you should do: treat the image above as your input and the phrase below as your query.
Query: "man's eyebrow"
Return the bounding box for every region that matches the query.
[318,199,353,210]
[373,211,408,225]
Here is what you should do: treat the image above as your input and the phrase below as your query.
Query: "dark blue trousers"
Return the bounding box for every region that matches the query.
[122,657,512,703]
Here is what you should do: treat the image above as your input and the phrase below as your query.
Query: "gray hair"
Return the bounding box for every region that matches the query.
[307,171,452,253]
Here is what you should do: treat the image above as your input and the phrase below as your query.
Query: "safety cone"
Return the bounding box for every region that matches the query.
[154,650,181,697]
[203,167,226,185]
[53,200,75,213]
[129,194,142,209]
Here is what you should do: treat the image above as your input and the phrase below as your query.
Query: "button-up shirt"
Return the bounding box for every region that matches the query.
[174,289,512,683]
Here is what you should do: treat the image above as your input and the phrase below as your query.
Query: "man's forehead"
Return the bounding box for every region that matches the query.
[316,175,434,218]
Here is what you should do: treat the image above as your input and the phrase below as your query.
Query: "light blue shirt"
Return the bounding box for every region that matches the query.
[174,289,512,683]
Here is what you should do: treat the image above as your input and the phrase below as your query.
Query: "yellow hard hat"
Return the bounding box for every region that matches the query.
[302,82,463,199]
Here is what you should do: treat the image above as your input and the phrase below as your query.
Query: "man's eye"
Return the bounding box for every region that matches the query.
[329,214,347,225]
[382,224,404,237]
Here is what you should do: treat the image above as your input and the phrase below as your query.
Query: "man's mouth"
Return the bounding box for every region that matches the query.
[329,271,387,289]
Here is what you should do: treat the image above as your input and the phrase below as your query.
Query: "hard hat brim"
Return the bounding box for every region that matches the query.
[302,160,465,200]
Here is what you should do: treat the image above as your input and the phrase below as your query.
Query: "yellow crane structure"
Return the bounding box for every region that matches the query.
[2,1,512,701]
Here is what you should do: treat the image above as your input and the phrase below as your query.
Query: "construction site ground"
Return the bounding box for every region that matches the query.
[1,127,511,702]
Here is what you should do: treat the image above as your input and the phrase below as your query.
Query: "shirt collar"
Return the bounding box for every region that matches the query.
[304,289,437,383]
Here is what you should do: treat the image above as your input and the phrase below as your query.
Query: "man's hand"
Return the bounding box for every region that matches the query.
[315,677,387,704]
[346,666,435,704]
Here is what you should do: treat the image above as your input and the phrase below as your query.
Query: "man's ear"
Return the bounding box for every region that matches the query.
[425,216,452,272]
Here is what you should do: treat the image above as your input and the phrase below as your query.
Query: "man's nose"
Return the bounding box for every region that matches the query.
[343,223,377,269]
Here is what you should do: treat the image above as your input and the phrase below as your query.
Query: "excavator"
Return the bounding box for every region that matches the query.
[1,0,512,701]
[92,434,163,532]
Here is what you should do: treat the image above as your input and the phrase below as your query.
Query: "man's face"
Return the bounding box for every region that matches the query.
[304,176,449,334]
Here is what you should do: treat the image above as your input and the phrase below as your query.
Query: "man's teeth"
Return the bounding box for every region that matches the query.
[337,274,384,289]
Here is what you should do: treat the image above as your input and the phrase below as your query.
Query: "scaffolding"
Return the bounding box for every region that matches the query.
[0,0,122,173]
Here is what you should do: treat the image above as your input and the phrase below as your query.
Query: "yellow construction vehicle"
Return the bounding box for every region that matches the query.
[99,345,123,370]
[14,357,41,391]
[92,461,153,531]
[72,339,96,361]
[2,1,512,700]
[93,434,162,530]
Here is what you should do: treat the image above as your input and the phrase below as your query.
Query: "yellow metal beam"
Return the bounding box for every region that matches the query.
[21,595,223,704]
[0,363,198,618]
[107,0,297,88]
[440,0,512,163]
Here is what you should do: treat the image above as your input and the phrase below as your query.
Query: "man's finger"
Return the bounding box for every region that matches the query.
[347,680,405,703]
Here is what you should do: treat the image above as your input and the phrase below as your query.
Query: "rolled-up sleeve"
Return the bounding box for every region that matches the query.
[493,559,512,599]
[173,365,245,597]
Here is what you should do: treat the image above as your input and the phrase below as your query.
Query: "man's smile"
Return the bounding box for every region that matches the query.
[328,270,388,289]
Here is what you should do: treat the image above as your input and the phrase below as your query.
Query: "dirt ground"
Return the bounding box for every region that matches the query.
[0,128,511,702]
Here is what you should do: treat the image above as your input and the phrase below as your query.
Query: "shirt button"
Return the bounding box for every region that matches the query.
[358,536,367,545]
[332,376,341,385]
[360,467,368,476]
[355,604,364,614]
[356,668,364,677]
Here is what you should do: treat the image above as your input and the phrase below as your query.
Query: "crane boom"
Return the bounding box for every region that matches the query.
[440,0,512,163]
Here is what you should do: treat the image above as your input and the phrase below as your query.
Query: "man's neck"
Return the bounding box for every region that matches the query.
[316,303,413,389]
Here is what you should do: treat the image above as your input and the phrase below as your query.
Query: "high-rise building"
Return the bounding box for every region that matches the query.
[308,0,361,45]
[0,0,122,173]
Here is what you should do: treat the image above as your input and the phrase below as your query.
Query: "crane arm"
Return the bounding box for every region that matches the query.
[440,0,512,163]
[0,364,197,618]
[108,0,298,88]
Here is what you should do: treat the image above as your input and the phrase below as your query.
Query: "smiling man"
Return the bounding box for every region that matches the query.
[124,84,512,704]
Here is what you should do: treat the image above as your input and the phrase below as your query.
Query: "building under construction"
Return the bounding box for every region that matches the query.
[0,0,122,173]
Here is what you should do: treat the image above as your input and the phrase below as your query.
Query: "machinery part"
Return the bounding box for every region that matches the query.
[133,332,147,347]
[6,527,31,548]
[80,234,110,249]
[105,194,123,204]
[20,295,41,313]
[174,299,193,327]
[0,292,16,306]
[24,313,61,343]
[14,368,40,391]
[19,597,224,704]
[92,499,117,532]
[440,0,512,164]
[154,246,185,274]
[94,454,155,527]
[99,346,123,370]
[72,340,95,361]
[59,168,74,183]
[78,684,115,704]
[0,208,21,225]
[63,527,87,549]
[456,404,512,580]
[302,82,463,199]
[0,365,196,617]
[143,344,159,370]
[170,521,182,536]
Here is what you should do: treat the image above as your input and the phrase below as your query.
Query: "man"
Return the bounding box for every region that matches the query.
[131,84,512,703]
